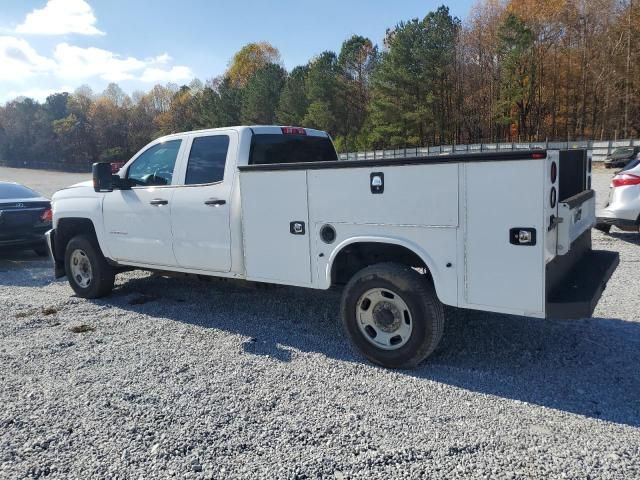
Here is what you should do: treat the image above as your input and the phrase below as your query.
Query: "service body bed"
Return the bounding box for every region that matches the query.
[239,150,618,319]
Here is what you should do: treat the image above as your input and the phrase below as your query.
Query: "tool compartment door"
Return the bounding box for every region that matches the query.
[463,160,545,316]
[239,170,312,286]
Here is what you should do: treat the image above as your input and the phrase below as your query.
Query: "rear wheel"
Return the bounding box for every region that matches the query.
[340,263,445,369]
[64,235,115,298]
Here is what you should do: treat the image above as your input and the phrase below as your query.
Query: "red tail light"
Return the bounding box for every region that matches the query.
[281,127,306,135]
[612,173,640,188]
[40,207,52,223]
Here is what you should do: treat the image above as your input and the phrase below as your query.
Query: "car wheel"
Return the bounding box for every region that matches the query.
[340,262,445,369]
[64,235,115,299]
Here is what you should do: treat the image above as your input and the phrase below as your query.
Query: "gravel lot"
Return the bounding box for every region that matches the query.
[1,166,639,479]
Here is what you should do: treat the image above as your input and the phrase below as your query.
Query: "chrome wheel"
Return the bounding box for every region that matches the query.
[70,249,92,289]
[356,288,413,350]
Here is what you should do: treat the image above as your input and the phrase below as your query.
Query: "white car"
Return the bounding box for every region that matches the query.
[46,126,618,368]
[597,158,640,233]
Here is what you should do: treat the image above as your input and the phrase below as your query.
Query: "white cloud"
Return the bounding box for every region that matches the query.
[150,53,172,65]
[140,66,194,83]
[0,36,56,81]
[0,36,194,103]
[53,43,147,81]
[16,0,104,36]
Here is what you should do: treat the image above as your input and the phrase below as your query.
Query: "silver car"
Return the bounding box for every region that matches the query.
[596,159,640,233]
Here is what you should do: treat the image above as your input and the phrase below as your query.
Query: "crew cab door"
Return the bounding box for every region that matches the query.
[103,139,184,266]
[170,131,236,272]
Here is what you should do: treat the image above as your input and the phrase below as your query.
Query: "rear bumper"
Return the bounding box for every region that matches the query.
[546,231,619,319]
[45,229,66,278]
[0,227,48,249]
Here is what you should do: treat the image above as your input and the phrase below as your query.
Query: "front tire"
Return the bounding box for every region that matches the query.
[64,235,115,299]
[340,263,445,369]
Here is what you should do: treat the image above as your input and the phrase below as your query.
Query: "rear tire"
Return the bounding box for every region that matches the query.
[340,262,445,369]
[64,235,115,299]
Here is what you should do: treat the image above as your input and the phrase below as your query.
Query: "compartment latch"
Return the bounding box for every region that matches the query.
[509,228,537,246]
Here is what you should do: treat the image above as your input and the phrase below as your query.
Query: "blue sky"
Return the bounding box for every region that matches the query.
[0,0,475,103]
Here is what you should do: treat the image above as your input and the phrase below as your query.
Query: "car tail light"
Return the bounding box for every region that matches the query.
[40,207,52,223]
[281,127,306,135]
[612,173,640,187]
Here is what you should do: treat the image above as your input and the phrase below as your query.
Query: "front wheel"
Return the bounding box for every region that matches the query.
[64,235,115,299]
[340,263,445,369]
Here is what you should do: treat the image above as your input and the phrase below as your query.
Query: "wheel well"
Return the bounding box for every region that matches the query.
[331,242,430,286]
[55,218,98,265]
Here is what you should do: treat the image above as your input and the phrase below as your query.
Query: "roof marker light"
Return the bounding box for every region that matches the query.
[281,127,306,135]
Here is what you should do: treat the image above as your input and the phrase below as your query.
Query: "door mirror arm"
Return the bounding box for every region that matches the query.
[112,175,132,190]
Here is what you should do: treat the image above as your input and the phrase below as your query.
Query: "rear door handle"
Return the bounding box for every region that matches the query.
[149,198,169,206]
[204,199,226,207]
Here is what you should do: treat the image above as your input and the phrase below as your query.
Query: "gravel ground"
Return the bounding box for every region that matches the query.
[0,167,639,479]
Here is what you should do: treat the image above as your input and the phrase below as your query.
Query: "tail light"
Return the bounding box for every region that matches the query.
[281,127,306,135]
[40,207,52,223]
[612,173,640,188]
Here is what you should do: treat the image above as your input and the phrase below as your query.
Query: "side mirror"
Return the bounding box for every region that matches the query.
[92,162,114,192]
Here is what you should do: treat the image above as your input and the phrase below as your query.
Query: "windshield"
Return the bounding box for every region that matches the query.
[0,183,40,200]
[249,134,338,165]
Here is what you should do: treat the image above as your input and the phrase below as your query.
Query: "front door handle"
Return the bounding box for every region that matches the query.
[204,198,226,207]
[149,198,169,206]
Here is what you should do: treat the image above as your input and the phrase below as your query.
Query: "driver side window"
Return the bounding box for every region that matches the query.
[127,140,181,186]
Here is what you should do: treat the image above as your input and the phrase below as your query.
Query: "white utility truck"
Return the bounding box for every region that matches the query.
[47,126,618,368]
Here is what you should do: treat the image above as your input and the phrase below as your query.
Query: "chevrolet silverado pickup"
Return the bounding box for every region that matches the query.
[46,126,619,368]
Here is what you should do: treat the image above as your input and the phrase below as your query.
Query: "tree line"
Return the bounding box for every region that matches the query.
[1,0,639,170]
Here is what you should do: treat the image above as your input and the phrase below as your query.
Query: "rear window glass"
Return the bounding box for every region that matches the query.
[185,135,230,184]
[0,183,39,200]
[249,134,338,165]
[621,158,640,172]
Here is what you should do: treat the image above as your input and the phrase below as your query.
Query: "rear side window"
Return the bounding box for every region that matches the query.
[249,134,338,165]
[0,183,39,199]
[185,135,230,184]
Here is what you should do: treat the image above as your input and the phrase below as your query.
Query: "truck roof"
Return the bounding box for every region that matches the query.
[156,126,330,143]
